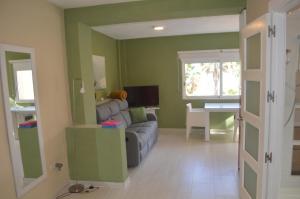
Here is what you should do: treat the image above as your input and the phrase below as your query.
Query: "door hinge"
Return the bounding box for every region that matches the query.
[267,91,275,103]
[237,116,244,121]
[268,25,276,37]
[265,152,273,163]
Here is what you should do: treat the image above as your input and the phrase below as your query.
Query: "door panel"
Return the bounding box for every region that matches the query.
[246,33,261,70]
[244,162,258,199]
[240,14,271,199]
[245,122,260,161]
[245,81,261,116]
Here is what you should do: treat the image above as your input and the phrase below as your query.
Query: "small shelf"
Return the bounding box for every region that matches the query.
[296,103,300,109]
[293,140,300,145]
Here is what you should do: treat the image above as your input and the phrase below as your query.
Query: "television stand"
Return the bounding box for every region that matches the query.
[145,106,160,116]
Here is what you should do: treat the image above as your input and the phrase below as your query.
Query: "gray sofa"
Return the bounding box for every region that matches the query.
[96,99,158,167]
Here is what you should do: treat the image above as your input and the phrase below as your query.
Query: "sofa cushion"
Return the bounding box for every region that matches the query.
[114,99,128,110]
[107,101,120,115]
[130,121,157,128]
[126,121,157,150]
[111,113,127,128]
[96,104,111,123]
[129,107,147,123]
[121,110,132,126]
[126,127,150,149]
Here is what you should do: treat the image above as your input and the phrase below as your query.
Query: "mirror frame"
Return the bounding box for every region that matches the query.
[0,44,47,197]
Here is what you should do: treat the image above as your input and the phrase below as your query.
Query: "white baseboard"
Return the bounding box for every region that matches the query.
[210,129,233,133]
[69,177,130,188]
[158,128,185,134]
[159,128,233,134]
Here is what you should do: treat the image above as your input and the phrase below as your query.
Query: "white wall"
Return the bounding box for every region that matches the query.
[0,0,71,198]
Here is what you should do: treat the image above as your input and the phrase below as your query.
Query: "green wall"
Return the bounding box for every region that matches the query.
[120,33,239,128]
[5,52,31,100]
[92,30,120,98]
[18,128,43,178]
[64,0,246,126]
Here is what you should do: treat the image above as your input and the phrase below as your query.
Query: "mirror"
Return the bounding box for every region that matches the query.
[0,44,46,197]
[92,55,107,90]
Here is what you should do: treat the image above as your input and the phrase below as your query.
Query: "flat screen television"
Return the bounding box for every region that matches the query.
[124,85,159,107]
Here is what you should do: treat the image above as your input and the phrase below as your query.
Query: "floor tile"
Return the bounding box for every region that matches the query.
[66,130,239,199]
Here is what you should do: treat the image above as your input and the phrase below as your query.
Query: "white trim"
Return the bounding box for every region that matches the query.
[266,12,286,199]
[178,49,240,62]
[0,44,47,198]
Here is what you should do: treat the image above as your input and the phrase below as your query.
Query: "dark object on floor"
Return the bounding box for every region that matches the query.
[88,185,94,189]
[68,183,85,193]
[56,184,101,199]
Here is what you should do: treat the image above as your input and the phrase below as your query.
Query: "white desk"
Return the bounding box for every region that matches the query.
[145,107,160,117]
[11,106,36,123]
[204,103,240,141]
[11,106,36,113]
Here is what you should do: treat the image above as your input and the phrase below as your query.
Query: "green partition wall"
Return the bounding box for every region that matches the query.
[65,22,96,124]
[66,126,128,182]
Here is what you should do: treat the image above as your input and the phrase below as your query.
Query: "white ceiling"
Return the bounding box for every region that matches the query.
[48,0,141,9]
[92,15,240,40]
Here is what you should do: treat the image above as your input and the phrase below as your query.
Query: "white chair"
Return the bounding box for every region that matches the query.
[186,103,209,141]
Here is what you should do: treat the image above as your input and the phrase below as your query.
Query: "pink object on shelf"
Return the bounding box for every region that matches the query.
[101,120,122,127]
[19,120,37,128]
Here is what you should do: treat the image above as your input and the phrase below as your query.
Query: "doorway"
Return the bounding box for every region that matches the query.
[279,4,300,197]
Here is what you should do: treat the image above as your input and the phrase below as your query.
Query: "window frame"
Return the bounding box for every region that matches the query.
[179,49,241,100]
[11,59,35,103]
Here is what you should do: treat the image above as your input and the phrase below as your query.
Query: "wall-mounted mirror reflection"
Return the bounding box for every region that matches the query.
[92,55,107,90]
[0,45,46,197]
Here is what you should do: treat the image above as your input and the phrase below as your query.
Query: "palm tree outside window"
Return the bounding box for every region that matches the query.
[179,49,241,99]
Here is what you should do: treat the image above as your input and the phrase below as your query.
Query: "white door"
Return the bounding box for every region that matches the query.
[240,14,272,199]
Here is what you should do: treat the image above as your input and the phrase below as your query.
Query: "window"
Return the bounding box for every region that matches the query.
[179,50,241,99]
[12,61,34,102]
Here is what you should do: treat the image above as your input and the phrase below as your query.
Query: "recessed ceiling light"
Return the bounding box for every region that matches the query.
[153,26,164,31]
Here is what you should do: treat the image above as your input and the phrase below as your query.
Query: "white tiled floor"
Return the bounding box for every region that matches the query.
[66,129,239,199]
